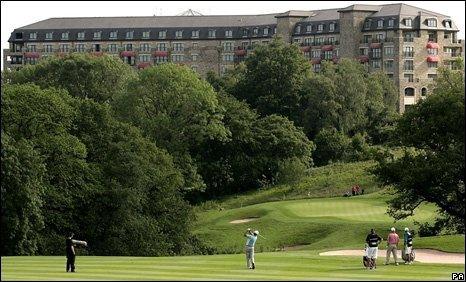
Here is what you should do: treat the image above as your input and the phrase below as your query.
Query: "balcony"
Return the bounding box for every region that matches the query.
[426,55,439,63]
[301,46,311,52]
[321,45,333,51]
[403,37,415,43]
[153,50,169,57]
[358,55,369,63]
[24,52,40,58]
[426,42,439,49]
[403,52,415,58]
[120,51,136,57]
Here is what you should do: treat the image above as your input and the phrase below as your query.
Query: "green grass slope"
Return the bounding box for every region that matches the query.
[2,254,464,281]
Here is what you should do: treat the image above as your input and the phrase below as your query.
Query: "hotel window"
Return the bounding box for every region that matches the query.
[311,50,321,58]
[77,32,85,40]
[208,30,216,38]
[444,47,452,54]
[242,41,249,49]
[364,20,371,29]
[192,30,200,38]
[317,24,324,32]
[375,33,385,42]
[45,32,53,40]
[192,54,198,62]
[253,28,258,36]
[295,25,301,34]
[171,54,184,62]
[61,32,69,40]
[76,44,86,52]
[372,48,381,58]
[427,18,437,27]
[384,46,394,56]
[28,45,37,52]
[110,31,118,39]
[192,42,199,49]
[313,63,321,72]
[142,31,150,39]
[404,74,414,82]
[293,38,301,44]
[388,19,394,27]
[157,43,167,51]
[44,44,53,53]
[225,30,233,37]
[155,56,168,64]
[223,54,234,62]
[140,43,150,52]
[159,30,167,39]
[306,24,312,33]
[329,23,335,32]
[223,42,233,51]
[109,44,118,53]
[427,48,438,55]
[328,37,335,44]
[377,19,384,28]
[126,31,134,39]
[403,46,414,57]
[359,48,368,55]
[304,38,312,46]
[59,44,69,52]
[29,32,37,40]
[175,30,183,38]
[363,34,372,43]
[191,65,198,72]
[444,20,451,28]
[371,60,381,68]
[173,43,184,52]
[315,37,323,45]
[93,31,101,39]
[242,29,248,37]
[274,27,277,34]
[323,51,332,60]
[404,18,412,27]
[139,54,150,62]
[263,28,269,36]
[384,60,393,70]
[403,60,414,71]
[428,61,438,68]
[125,44,132,51]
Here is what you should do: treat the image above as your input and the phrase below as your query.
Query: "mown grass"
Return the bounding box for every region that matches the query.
[2,254,464,281]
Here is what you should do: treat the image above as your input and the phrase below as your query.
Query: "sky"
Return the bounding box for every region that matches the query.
[2,1,465,69]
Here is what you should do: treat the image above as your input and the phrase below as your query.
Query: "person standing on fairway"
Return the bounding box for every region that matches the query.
[244,228,259,269]
[66,233,87,272]
[403,227,414,264]
[385,227,400,266]
[365,229,382,269]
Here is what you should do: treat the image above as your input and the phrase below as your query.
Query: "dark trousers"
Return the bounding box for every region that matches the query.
[66,254,76,272]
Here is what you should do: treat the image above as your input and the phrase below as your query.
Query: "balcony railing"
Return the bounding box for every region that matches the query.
[403,52,415,58]
[403,37,415,42]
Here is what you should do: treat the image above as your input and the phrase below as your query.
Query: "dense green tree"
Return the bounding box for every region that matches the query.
[5,53,136,102]
[373,65,464,233]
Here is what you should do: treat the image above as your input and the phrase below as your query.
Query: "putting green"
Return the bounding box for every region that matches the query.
[1,253,464,281]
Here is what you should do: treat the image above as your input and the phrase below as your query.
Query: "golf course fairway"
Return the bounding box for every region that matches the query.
[2,252,465,281]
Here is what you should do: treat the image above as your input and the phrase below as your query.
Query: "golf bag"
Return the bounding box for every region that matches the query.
[402,248,415,263]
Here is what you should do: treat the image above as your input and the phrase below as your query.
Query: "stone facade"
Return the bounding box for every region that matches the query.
[4,3,464,112]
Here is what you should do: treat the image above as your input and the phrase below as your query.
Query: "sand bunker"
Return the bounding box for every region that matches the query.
[319,249,465,264]
[229,218,259,224]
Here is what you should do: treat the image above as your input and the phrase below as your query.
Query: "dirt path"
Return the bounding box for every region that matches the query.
[319,249,465,264]
[229,217,259,224]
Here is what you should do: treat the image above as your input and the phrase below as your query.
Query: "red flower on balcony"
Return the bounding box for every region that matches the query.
[370,43,381,49]
[426,42,439,49]
[234,49,246,56]
[301,46,311,52]
[358,55,369,62]
[427,55,439,62]
[24,52,40,58]
[120,51,135,57]
[311,58,322,64]
[321,45,333,51]
[137,62,151,69]
[154,51,169,57]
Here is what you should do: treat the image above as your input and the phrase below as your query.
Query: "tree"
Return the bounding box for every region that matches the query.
[5,53,136,102]
[373,65,465,233]
[232,38,311,123]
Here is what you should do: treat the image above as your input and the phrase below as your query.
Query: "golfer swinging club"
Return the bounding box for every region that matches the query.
[244,228,259,269]
[66,232,87,272]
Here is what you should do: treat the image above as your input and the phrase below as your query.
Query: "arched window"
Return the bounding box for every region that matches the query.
[405,87,415,97]
[421,87,427,97]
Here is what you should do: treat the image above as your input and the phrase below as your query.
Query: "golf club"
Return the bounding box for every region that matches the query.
[258,234,267,240]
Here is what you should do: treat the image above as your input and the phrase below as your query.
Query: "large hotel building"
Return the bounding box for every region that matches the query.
[4,3,464,112]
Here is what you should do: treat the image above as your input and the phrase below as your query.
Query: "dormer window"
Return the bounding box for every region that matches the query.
[243,29,249,37]
[29,32,37,40]
[317,24,324,32]
[253,28,258,36]
[142,31,150,39]
[263,28,269,36]
[274,27,277,34]
[208,30,216,38]
[404,18,412,27]
[77,32,85,39]
[295,25,301,34]
[110,31,118,39]
[364,20,371,29]
[61,32,69,40]
[93,31,101,39]
[306,24,312,33]
[45,32,53,40]
[388,19,394,27]
[126,31,134,39]
[444,20,451,28]
[427,18,437,27]
[225,30,233,37]
[377,19,384,28]
[158,30,166,39]
[329,23,335,32]
[192,30,199,38]
[175,30,183,38]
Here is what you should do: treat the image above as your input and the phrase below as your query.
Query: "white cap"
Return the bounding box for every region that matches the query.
[390,227,396,232]
[404,227,409,232]
[253,230,259,235]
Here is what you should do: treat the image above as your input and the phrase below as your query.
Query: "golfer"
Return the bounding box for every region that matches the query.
[66,233,87,272]
[403,227,414,264]
[385,227,400,266]
[244,228,259,269]
[365,229,383,269]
